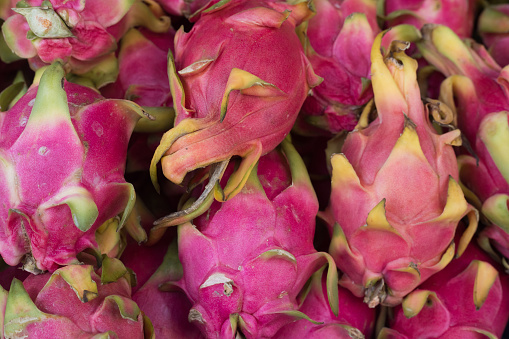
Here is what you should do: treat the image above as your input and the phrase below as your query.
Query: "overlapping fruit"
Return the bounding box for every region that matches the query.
[0,0,509,338]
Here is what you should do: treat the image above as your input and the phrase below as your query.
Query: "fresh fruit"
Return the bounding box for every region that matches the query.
[417,24,509,268]
[3,260,153,338]
[274,266,376,338]
[378,240,509,338]
[167,139,338,338]
[298,0,379,134]
[150,0,321,211]
[0,62,150,272]
[1,0,171,87]
[379,0,477,39]
[325,31,477,307]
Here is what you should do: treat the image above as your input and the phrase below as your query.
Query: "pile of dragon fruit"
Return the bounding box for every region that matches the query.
[1,0,509,337]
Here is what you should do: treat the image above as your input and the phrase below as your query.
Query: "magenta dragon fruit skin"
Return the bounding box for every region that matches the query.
[325,31,477,307]
[379,240,509,339]
[478,4,509,67]
[0,62,149,273]
[154,0,210,17]
[171,140,338,338]
[3,262,153,338]
[297,0,379,134]
[417,25,509,268]
[150,0,321,204]
[380,0,477,39]
[133,240,204,339]
[274,267,376,339]
[100,27,174,107]
[1,0,171,87]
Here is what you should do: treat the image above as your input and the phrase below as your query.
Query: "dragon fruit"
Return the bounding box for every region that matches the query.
[478,4,509,67]
[297,0,379,135]
[133,240,204,338]
[3,259,154,338]
[274,267,376,338]
[378,240,509,338]
[1,0,171,87]
[0,62,151,273]
[100,27,174,108]
[154,0,210,17]
[417,24,509,145]
[324,31,477,307]
[166,139,338,338]
[379,0,477,39]
[416,24,509,267]
[149,0,321,215]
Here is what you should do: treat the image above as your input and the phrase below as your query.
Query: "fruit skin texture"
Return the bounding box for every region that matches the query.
[417,25,509,267]
[273,267,376,339]
[381,0,476,39]
[478,4,509,67]
[1,0,171,87]
[154,0,210,17]
[298,0,379,134]
[132,240,204,339]
[325,32,476,307]
[100,27,174,107]
[0,62,147,273]
[378,241,509,339]
[172,140,338,339]
[3,263,152,338]
[150,0,321,201]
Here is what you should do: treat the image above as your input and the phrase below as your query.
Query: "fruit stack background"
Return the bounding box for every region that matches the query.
[0,0,509,338]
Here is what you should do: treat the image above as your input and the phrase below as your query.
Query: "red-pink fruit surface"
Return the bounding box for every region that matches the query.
[133,241,204,339]
[173,140,338,338]
[150,0,321,201]
[379,241,509,338]
[325,32,476,307]
[3,263,151,338]
[0,63,147,272]
[417,25,509,266]
[1,0,171,85]
[274,267,376,338]
[299,0,379,134]
[101,27,174,107]
[382,0,477,39]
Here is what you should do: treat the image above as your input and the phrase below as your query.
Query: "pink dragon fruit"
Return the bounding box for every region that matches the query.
[478,4,509,67]
[416,24,509,268]
[324,31,477,307]
[297,0,380,135]
[100,27,174,108]
[274,267,376,338]
[417,24,509,145]
[2,259,154,338]
[166,139,338,338]
[133,240,204,338]
[150,0,321,212]
[1,0,171,87]
[0,62,151,272]
[154,0,210,17]
[379,0,477,39]
[378,240,509,338]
